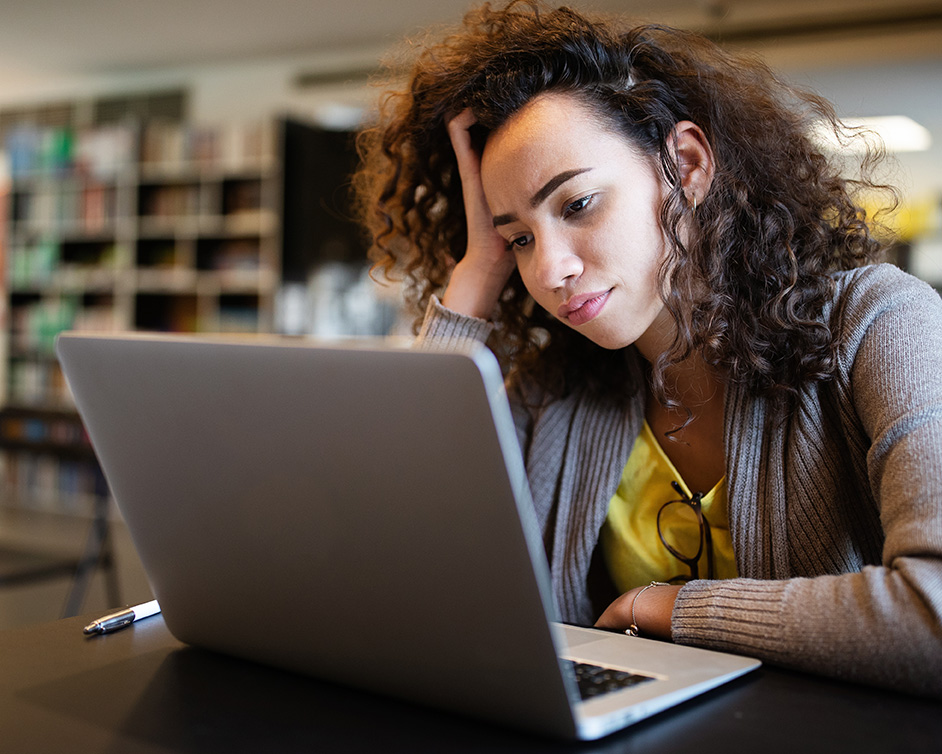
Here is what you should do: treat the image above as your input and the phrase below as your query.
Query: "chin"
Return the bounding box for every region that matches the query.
[575,326,637,351]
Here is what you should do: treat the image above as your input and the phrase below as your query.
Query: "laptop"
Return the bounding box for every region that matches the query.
[56,331,759,740]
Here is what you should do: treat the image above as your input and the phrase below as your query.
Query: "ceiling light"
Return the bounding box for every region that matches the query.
[812,115,931,153]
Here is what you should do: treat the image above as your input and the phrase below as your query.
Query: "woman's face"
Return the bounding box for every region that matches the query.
[480,92,675,357]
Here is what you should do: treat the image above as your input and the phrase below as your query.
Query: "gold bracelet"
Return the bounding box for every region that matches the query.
[626,581,670,637]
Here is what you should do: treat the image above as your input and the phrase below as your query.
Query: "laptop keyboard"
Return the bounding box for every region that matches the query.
[564,660,655,700]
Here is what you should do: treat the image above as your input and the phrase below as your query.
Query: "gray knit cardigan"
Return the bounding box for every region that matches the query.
[418,263,942,697]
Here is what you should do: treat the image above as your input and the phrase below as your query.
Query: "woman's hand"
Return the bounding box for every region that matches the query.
[441,109,517,320]
[595,583,683,640]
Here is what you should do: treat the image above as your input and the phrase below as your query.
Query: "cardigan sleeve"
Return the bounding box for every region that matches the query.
[415,294,537,456]
[416,294,495,346]
[671,265,942,698]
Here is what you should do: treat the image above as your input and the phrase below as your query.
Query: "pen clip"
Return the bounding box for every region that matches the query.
[83,611,134,635]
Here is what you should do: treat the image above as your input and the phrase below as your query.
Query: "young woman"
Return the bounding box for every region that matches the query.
[353,1,942,696]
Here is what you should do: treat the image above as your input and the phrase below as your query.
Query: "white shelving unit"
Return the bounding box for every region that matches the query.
[0,118,287,515]
[5,119,281,408]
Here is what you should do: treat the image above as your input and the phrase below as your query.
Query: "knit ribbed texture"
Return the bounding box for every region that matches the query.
[418,295,494,346]
[419,265,942,697]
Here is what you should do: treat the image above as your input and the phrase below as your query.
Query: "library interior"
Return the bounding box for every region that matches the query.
[0,1,941,751]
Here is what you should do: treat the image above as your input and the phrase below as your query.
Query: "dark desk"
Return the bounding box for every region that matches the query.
[2,614,939,753]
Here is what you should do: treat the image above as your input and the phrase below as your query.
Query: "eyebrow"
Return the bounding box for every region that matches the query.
[491,167,593,227]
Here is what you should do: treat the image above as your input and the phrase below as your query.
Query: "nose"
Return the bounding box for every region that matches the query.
[527,237,583,292]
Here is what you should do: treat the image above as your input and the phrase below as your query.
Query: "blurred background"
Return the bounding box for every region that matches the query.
[1,0,940,629]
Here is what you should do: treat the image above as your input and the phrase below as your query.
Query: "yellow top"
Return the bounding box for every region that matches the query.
[599,420,737,592]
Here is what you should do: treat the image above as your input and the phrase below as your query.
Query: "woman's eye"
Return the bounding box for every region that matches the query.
[564,195,593,217]
[507,234,533,251]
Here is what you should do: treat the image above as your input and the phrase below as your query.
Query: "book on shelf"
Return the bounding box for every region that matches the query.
[138,121,276,173]
[11,177,119,236]
[5,123,134,180]
[1,451,109,513]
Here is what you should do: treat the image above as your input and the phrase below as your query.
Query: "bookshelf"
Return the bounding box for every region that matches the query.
[0,115,349,514]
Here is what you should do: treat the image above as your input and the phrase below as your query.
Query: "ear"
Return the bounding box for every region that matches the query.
[668,121,715,207]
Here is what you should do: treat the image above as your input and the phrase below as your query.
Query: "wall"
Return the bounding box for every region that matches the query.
[0,44,391,130]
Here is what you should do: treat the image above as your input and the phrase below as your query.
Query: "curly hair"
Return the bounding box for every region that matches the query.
[353,0,893,407]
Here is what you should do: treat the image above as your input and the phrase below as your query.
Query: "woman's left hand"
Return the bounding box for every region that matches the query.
[595,583,683,640]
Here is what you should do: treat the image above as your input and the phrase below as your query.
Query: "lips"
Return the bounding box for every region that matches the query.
[558,289,612,326]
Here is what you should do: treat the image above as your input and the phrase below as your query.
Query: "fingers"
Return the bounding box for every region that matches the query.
[445,108,493,231]
[440,108,516,319]
[447,107,477,135]
[446,108,482,179]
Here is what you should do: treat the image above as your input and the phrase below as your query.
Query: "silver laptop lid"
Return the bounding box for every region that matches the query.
[57,332,580,737]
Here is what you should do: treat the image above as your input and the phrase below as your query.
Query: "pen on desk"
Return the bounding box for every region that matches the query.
[83,599,161,636]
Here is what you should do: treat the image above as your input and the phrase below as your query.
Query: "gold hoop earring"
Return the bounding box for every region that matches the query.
[692,196,697,214]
